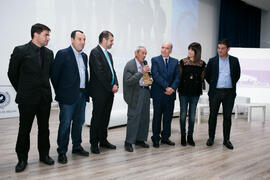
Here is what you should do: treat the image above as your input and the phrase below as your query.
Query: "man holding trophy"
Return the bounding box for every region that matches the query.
[123,46,152,152]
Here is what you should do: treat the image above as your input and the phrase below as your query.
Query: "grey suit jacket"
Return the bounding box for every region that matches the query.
[123,58,144,108]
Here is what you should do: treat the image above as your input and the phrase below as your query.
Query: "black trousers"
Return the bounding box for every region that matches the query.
[151,96,175,142]
[90,93,114,146]
[16,102,51,161]
[208,88,235,141]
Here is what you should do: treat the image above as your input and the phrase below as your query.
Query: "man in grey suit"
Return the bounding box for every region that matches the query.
[123,46,151,152]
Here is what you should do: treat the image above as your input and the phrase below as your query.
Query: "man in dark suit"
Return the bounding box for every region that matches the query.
[8,23,54,173]
[51,30,89,164]
[151,42,180,148]
[123,46,151,152]
[88,31,118,154]
[205,39,241,150]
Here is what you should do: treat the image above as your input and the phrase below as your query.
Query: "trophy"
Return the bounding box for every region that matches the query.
[143,60,152,85]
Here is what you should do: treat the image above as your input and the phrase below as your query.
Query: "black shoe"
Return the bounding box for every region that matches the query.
[135,141,149,148]
[100,141,116,149]
[40,155,54,165]
[91,145,100,154]
[223,140,234,150]
[161,139,175,146]
[124,142,133,152]
[187,135,195,146]
[72,147,89,156]
[181,135,187,146]
[206,138,214,146]
[15,160,27,173]
[58,153,67,164]
[153,141,160,148]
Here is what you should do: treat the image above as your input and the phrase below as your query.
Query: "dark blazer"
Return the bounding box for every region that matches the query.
[205,55,241,97]
[8,41,53,104]
[51,46,89,105]
[151,55,180,101]
[88,45,118,98]
[123,58,144,108]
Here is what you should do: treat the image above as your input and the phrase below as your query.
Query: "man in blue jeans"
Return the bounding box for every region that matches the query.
[51,30,89,164]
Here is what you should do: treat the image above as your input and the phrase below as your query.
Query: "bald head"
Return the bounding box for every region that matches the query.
[161,42,173,58]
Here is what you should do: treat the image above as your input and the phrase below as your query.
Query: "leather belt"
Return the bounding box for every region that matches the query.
[216,88,232,91]
[79,88,85,91]
[140,86,149,89]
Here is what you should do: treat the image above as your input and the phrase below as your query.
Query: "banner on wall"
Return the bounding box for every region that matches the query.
[0,85,18,119]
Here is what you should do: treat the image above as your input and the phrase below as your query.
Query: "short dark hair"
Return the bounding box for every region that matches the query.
[31,23,51,39]
[188,42,202,63]
[218,39,230,48]
[99,30,114,43]
[71,30,84,39]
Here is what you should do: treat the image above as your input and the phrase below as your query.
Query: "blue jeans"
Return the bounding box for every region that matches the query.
[57,92,86,154]
[179,96,199,136]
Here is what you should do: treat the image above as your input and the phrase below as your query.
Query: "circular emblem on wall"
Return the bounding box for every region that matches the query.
[0,92,10,109]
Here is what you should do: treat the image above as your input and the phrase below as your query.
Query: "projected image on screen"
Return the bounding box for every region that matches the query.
[238,58,270,88]
[230,48,270,103]
[0,0,220,124]
[172,0,198,56]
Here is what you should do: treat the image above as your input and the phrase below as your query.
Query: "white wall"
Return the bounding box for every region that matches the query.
[198,0,220,61]
[260,10,270,48]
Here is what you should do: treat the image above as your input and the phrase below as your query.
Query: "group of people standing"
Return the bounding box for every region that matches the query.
[8,23,240,173]
[123,39,240,153]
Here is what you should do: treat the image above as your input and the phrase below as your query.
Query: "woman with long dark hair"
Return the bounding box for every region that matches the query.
[178,42,206,146]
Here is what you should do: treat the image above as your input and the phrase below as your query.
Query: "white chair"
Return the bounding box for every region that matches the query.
[234,103,266,123]
[196,103,209,124]
[196,95,252,124]
[233,96,251,113]
[196,94,209,124]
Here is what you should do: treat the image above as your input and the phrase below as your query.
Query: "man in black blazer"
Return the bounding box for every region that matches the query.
[205,39,241,150]
[8,23,54,173]
[51,30,89,164]
[88,31,118,154]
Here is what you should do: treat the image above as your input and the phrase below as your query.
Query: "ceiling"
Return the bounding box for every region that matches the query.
[241,0,270,11]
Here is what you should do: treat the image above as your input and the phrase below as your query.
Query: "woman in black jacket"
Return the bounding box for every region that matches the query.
[178,42,206,146]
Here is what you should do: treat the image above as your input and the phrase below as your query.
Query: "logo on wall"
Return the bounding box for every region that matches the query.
[0,92,10,109]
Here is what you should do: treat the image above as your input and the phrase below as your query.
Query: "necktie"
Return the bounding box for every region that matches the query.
[104,50,115,85]
[38,48,42,67]
[165,58,168,71]
[138,65,143,86]
[138,65,142,72]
